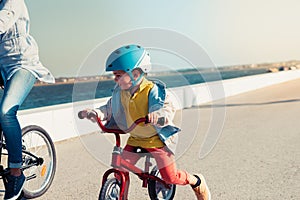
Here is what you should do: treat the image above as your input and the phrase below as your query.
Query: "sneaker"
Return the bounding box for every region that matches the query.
[4,173,26,200]
[192,174,211,200]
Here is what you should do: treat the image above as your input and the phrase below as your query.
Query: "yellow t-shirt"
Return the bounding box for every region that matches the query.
[120,78,164,148]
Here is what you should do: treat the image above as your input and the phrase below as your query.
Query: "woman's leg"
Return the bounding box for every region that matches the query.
[0,69,36,171]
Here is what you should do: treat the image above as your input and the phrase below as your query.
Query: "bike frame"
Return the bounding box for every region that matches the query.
[83,111,171,200]
[0,130,10,180]
[0,129,44,180]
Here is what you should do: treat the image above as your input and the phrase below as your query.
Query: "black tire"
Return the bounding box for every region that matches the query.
[99,178,121,200]
[21,125,56,199]
[148,166,176,200]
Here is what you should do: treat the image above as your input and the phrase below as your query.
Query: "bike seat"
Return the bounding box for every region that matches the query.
[133,147,150,155]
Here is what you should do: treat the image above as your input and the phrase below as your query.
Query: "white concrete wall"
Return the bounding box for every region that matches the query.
[18,70,300,142]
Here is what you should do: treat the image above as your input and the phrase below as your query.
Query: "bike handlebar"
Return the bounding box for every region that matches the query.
[78,110,150,134]
[78,110,165,148]
[78,110,97,120]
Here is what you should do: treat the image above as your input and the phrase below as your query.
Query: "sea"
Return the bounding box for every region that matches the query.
[0,68,268,110]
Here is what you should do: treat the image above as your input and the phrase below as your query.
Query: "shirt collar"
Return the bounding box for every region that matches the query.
[131,77,151,99]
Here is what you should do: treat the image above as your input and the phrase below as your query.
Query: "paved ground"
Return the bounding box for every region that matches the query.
[5,78,300,200]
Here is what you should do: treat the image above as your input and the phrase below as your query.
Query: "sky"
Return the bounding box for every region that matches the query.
[25,0,300,77]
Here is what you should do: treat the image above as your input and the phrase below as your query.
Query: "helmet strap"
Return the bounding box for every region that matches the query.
[128,71,144,89]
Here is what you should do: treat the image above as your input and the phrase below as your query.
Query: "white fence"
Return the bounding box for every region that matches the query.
[18,70,300,142]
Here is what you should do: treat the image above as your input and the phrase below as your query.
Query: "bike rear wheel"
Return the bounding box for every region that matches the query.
[148,166,176,200]
[21,125,56,199]
[99,178,121,200]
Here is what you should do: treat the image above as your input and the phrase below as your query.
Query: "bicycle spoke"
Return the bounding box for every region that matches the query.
[21,125,56,198]
[148,167,176,200]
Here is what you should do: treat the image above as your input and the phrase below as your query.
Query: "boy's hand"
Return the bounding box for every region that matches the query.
[147,112,165,126]
[80,109,104,122]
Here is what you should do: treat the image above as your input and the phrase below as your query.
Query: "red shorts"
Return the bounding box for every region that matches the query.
[121,145,193,185]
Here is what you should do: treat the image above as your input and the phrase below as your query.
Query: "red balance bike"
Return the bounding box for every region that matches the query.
[78,110,176,200]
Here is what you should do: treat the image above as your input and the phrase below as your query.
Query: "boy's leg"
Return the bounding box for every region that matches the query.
[148,146,192,185]
[148,146,211,200]
[120,145,141,171]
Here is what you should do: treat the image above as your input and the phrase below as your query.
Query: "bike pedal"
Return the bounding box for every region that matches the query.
[26,174,37,180]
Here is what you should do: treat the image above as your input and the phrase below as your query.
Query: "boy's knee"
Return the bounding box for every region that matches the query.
[161,173,178,184]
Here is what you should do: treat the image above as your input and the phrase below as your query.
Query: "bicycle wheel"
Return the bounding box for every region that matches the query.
[99,178,121,200]
[21,125,56,199]
[148,166,176,200]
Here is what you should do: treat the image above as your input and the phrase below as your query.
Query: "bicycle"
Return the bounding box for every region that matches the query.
[78,110,176,200]
[0,125,56,199]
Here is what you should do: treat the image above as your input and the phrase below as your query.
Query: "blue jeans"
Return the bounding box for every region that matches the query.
[0,69,36,168]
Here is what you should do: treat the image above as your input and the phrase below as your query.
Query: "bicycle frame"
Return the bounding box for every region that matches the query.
[0,130,10,179]
[0,125,57,199]
[80,111,171,200]
[0,130,44,179]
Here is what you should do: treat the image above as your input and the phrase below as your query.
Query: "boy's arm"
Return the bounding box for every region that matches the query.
[98,98,112,121]
[150,92,177,125]
[81,98,112,122]
[148,84,177,126]
[161,92,177,124]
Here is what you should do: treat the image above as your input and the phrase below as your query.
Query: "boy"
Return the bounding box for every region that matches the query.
[83,44,211,200]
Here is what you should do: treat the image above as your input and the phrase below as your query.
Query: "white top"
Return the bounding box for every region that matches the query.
[0,0,55,84]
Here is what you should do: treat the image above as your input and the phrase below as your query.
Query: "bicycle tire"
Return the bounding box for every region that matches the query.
[148,166,176,200]
[21,125,56,199]
[99,178,121,200]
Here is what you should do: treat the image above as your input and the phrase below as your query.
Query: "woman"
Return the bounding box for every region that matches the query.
[0,0,54,199]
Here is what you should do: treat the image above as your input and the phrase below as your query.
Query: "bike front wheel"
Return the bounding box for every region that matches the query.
[99,178,121,200]
[21,125,56,199]
[148,166,176,200]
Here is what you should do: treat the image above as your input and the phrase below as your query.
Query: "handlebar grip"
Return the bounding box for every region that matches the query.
[157,117,165,126]
[78,110,97,120]
[87,112,97,120]
[78,111,85,119]
[145,115,165,126]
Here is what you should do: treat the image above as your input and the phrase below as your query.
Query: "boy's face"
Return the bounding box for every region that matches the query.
[113,70,132,90]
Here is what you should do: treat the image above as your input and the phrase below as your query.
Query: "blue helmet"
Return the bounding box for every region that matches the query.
[105,44,151,73]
